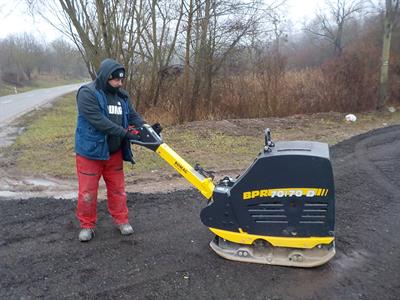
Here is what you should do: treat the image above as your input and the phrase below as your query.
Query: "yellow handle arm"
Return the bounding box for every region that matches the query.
[156,143,215,199]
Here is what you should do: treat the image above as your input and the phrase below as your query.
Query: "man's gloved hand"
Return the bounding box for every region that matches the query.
[127,125,140,135]
[151,123,163,134]
[125,130,140,141]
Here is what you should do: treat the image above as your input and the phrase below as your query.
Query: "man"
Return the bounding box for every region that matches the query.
[75,58,143,242]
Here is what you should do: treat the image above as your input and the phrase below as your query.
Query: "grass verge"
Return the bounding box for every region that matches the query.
[2,92,400,180]
[2,93,262,179]
[0,76,89,97]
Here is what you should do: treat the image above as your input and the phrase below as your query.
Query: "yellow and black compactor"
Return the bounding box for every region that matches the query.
[131,124,335,268]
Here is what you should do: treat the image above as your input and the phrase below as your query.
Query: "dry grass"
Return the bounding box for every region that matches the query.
[2,91,399,183]
[152,48,397,124]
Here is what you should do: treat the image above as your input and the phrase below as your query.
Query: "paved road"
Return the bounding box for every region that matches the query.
[0,83,83,127]
[0,125,399,299]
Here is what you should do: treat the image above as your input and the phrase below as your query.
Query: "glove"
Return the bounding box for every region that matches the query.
[125,130,140,141]
[127,125,140,135]
[151,123,163,134]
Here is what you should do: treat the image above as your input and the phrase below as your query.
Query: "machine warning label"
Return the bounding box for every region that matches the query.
[243,188,329,200]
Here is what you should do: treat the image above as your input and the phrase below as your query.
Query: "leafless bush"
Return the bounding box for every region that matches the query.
[147,42,385,125]
[0,34,87,86]
[320,45,380,112]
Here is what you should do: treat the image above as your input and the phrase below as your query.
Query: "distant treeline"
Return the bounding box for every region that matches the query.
[0,33,87,86]
[28,1,400,123]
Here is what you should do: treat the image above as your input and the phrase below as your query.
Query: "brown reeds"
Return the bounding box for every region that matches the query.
[140,46,398,125]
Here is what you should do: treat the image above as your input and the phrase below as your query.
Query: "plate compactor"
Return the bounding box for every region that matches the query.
[131,124,335,267]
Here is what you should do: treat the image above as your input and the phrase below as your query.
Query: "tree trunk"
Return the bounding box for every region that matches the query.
[377,0,397,110]
[335,23,344,56]
[189,0,211,121]
[181,0,194,123]
[96,0,111,58]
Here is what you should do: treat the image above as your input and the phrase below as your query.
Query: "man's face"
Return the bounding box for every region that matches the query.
[108,78,124,88]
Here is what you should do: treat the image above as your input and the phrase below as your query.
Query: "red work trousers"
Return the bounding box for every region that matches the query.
[76,150,128,228]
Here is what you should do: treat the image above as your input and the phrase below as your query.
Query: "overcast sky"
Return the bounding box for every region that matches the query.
[0,0,347,42]
[0,0,59,41]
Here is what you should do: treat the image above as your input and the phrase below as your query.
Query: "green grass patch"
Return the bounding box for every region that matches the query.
[5,93,261,179]
[0,76,89,96]
[5,91,399,180]
[8,94,78,178]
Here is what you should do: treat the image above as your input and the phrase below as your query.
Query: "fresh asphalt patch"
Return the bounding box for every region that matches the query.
[1,125,400,299]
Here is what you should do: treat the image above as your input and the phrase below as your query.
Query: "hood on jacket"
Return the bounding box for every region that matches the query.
[95,58,125,92]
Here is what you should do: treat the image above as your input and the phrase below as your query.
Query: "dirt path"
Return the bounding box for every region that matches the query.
[1,125,400,299]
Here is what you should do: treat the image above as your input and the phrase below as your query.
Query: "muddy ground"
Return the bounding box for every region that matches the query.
[1,125,400,299]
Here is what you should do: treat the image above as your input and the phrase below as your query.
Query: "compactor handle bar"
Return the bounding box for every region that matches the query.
[129,124,215,199]
[130,140,161,147]
[129,124,163,150]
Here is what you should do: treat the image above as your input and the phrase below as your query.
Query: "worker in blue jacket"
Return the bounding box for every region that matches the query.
[75,58,143,242]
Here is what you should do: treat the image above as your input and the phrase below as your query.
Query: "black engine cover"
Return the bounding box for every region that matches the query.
[200,141,335,238]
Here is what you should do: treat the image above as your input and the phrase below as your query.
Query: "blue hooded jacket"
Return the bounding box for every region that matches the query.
[74,58,144,161]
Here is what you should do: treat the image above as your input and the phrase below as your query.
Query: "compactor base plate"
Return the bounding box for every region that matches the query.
[210,236,335,268]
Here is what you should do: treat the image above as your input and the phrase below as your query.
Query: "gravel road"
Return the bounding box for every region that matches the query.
[0,125,399,299]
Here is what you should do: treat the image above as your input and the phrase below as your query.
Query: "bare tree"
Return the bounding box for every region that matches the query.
[0,33,85,87]
[377,0,399,110]
[0,34,43,84]
[50,38,87,77]
[16,34,43,81]
[28,0,185,108]
[185,0,265,120]
[27,0,144,79]
[147,0,184,106]
[27,0,287,122]
[305,0,364,56]
[0,37,24,85]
